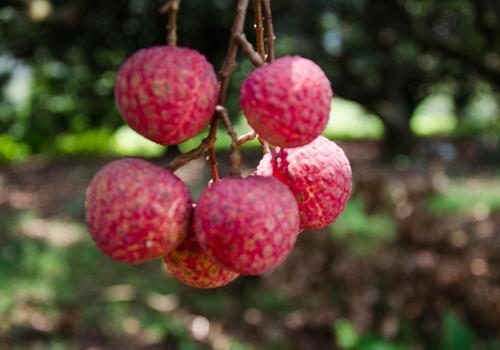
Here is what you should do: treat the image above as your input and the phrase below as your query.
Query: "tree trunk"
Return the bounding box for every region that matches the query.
[382,119,416,157]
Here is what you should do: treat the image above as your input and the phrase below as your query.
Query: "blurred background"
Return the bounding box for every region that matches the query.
[1,0,500,349]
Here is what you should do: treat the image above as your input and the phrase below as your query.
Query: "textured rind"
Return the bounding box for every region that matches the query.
[85,158,192,264]
[256,136,352,230]
[194,176,300,275]
[240,56,333,148]
[164,231,239,289]
[115,46,219,145]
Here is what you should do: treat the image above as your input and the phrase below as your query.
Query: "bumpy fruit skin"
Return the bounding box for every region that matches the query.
[164,231,239,289]
[256,136,352,230]
[85,158,192,264]
[240,56,333,148]
[194,176,300,275]
[115,46,218,145]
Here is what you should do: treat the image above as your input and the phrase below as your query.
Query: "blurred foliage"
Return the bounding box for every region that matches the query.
[2,187,500,348]
[426,179,500,215]
[1,0,500,348]
[1,152,500,348]
[0,0,499,162]
[330,197,396,256]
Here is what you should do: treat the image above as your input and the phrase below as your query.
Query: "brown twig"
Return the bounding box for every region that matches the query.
[262,0,276,62]
[253,0,266,59]
[217,106,241,177]
[160,0,182,46]
[166,0,251,179]
[205,115,220,181]
[219,0,250,102]
[237,131,257,145]
[166,139,210,172]
[207,0,250,180]
[235,33,264,66]
[258,136,271,154]
[252,0,272,153]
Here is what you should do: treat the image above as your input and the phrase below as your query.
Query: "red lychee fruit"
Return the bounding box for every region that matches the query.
[115,46,219,145]
[256,136,352,230]
[194,176,300,275]
[240,56,333,148]
[85,158,192,264]
[164,231,239,289]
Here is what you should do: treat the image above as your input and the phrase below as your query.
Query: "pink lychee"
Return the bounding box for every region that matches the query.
[164,231,239,289]
[85,158,192,264]
[240,56,333,148]
[256,136,352,230]
[194,176,300,275]
[115,46,219,145]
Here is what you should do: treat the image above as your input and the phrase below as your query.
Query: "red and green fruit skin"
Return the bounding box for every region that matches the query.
[240,56,333,148]
[164,231,239,289]
[256,136,352,230]
[85,158,192,264]
[115,46,219,145]
[194,176,300,275]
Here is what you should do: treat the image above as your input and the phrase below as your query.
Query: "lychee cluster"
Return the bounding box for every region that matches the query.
[84,44,352,289]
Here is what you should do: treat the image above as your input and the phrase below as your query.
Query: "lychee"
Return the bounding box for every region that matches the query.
[85,158,192,264]
[240,56,333,148]
[194,176,300,275]
[164,231,239,289]
[115,46,219,145]
[256,136,352,230]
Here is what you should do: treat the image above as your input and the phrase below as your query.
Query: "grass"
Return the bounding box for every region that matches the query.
[329,197,397,256]
[427,178,500,215]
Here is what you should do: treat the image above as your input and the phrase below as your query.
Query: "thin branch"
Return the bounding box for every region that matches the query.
[253,0,266,59]
[262,0,276,62]
[235,33,265,66]
[166,0,250,179]
[237,131,257,145]
[166,139,210,172]
[207,0,250,179]
[258,136,271,154]
[217,106,241,177]
[160,0,182,46]
[158,1,172,14]
[205,118,220,181]
[219,0,250,102]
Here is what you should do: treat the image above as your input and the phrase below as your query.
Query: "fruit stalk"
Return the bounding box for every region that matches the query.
[252,0,271,153]
[205,0,252,180]
[262,0,276,62]
[253,0,265,58]
[166,0,251,178]
[237,131,257,145]
[165,0,274,178]
[159,0,182,46]
[235,33,264,66]
[218,106,241,177]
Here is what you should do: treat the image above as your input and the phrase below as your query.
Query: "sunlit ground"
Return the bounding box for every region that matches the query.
[1,138,499,349]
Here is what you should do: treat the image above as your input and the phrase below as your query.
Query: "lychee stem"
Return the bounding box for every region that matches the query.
[237,131,257,145]
[253,0,265,59]
[206,118,220,181]
[159,0,181,46]
[252,0,272,153]
[235,33,264,66]
[218,106,241,177]
[165,0,276,177]
[166,0,250,178]
[262,0,276,62]
[206,0,251,180]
